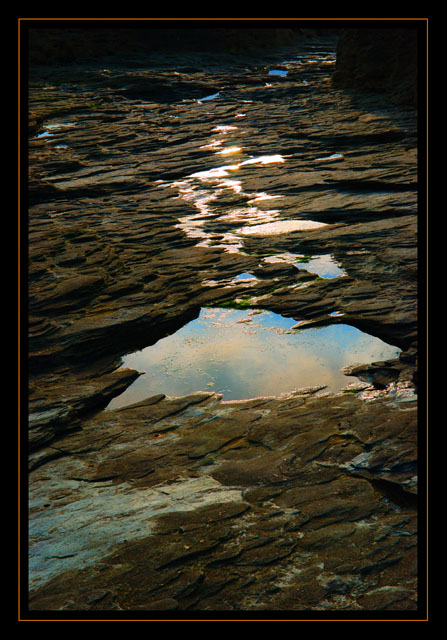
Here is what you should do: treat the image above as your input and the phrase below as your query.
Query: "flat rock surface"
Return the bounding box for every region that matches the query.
[25,36,420,615]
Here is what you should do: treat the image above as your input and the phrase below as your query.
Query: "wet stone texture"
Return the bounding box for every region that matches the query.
[26,33,419,615]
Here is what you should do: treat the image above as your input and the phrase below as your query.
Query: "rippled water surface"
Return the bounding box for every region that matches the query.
[108,308,401,409]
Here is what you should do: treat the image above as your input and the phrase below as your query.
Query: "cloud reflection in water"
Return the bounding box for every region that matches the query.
[108,308,401,409]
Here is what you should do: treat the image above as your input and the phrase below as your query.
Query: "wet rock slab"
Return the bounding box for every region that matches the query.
[25,35,419,614]
[29,387,417,612]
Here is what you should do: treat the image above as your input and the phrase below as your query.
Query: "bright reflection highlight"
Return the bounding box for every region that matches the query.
[189,155,285,180]
[212,125,238,132]
[217,147,243,155]
[247,193,283,203]
[166,148,287,251]
[190,165,240,180]
[236,220,327,235]
[240,155,285,166]
[200,139,223,150]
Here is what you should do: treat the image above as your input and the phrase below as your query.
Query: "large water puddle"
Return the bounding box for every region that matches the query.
[107,308,401,409]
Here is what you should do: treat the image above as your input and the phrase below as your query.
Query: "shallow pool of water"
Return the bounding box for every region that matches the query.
[36,121,77,137]
[268,69,288,76]
[315,153,344,162]
[107,308,401,409]
[264,253,345,278]
[236,220,327,235]
[197,91,220,102]
[232,272,257,282]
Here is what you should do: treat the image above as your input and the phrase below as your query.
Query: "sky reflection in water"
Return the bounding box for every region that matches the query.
[268,69,288,76]
[264,253,345,278]
[108,308,401,409]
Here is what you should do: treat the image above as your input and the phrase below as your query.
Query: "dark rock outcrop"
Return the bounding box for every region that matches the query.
[28,388,418,612]
[28,27,306,65]
[332,28,418,107]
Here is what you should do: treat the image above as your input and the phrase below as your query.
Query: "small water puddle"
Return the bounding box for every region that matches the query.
[264,253,345,278]
[36,131,54,138]
[35,121,76,139]
[315,153,344,162]
[217,146,243,156]
[197,91,220,103]
[236,220,328,236]
[268,69,288,77]
[107,308,401,409]
[212,125,238,133]
[232,272,257,282]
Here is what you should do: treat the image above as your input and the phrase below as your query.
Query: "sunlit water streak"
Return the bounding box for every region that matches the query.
[107,308,401,409]
[161,151,292,252]
[156,55,343,260]
[217,146,243,155]
[236,219,327,235]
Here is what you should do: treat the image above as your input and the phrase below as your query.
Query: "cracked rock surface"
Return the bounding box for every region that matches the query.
[26,33,419,614]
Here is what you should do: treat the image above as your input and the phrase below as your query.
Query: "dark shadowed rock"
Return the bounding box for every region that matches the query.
[333,28,418,106]
[28,27,306,65]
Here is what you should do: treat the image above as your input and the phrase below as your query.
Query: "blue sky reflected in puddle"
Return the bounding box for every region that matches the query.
[108,308,400,409]
[264,253,345,278]
[232,272,257,282]
[35,122,77,139]
[315,153,344,162]
[197,92,220,102]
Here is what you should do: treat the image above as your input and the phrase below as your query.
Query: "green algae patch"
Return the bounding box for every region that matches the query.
[215,297,257,310]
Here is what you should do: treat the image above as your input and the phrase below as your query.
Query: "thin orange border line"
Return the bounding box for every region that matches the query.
[17,617,432,622]
[18,16,21,624]
[18,17,429,623]
[18,17,428,21]
[425,16,429,622]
